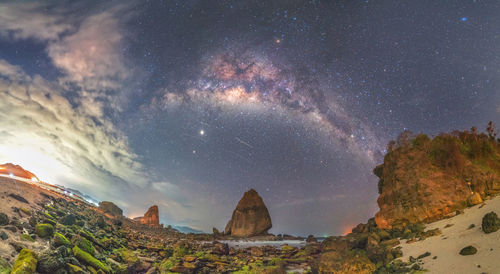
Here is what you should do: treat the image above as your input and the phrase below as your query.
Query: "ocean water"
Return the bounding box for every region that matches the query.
[220,240,306,248]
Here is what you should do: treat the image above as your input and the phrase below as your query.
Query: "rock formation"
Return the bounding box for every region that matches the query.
[0,163,40,181]
[224,189,272,237]
[133,205,161,228]
[98,201,123,217]
[375,130,500,229]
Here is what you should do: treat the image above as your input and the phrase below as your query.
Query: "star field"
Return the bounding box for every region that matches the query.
[0,1,499,235]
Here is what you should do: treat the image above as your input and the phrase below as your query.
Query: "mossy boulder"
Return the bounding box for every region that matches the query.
[54,233,71,247]
[35,223,54,238]
[11,248,37,274]
[482,211,500,234]
[73,246,110,273]
[76,236,96,255]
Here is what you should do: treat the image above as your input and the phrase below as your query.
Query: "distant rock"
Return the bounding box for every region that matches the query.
[224,189,272,237]
[134,205,162,228]
[98,201,123,217]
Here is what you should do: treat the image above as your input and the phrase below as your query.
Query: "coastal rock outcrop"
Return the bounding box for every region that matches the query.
[0,163,39,181]
[375,129,500,229]
[98,201,123,217]
[224,189,272,237]
[133,205,161,228]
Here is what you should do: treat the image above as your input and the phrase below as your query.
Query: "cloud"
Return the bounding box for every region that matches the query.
[0,2,72,41]
[47,10,130,92]
[0,60,143,190]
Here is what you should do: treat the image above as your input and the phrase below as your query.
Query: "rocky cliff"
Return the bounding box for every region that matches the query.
[375,128,500,229]
[134,205,161,228]
[225,189,272,237]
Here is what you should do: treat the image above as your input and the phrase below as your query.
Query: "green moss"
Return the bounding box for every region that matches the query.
[73,246,110,273]
[158,258,178,273]
[77,237,96,255]
[67,263,85,274]
[35,223,54,238]
[113,248,139,265]
[43,218,57,226]
[19,208,31,216]
[54,233,71,247]
[11,248,37,274]
[0,257,11,274]
[43,212,55,219]
[20,234,34,242]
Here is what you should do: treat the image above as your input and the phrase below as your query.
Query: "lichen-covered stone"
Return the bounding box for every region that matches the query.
[53,232,71,247]
[35,223,54,238]
[11,248,37,274]
[73,245,110,273]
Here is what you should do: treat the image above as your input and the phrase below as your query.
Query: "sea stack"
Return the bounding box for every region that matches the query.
[134,205,161,228]
[225,189,272,237]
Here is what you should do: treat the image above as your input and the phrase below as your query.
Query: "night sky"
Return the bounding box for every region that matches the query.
[0,1,499,236]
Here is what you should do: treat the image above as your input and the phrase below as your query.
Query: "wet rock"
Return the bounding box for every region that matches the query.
[0,213,9,225]
[54,233,71,247]
[3,225,16,233]
[459,245,477,255]
[8,194,29,204]
[37,248,66,273]
[0,231,8,240]
[61,214,77,226]
[482,211,500,234]
[212,241,229,256]
[306,235,317,243]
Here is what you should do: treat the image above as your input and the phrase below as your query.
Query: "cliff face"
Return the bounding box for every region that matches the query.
[0,163,39,181]
[225,189,272,237]
[375,130,500,229]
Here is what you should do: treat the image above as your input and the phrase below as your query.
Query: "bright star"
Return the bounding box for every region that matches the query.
[461,17,468,22]
[200,129,205,136]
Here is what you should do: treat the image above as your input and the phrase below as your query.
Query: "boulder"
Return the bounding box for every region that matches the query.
[459,245,477,255]
[224,189,272,237]
[482,211,500,234]
[0,213,8,226]
[98,201,123,217]
[467,192,483,206]
[11,248,37,274]
[134,205,161,228]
